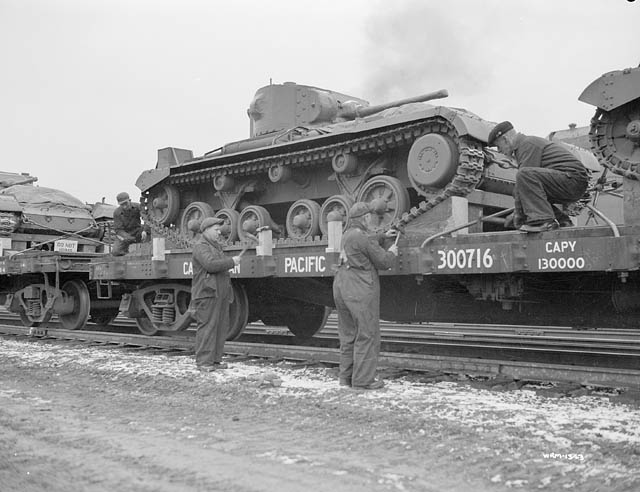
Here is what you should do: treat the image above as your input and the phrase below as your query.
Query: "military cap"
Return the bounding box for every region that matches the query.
[487,121,514,146]
[116,191,130,204]
[200,217,224,233]
[187,219,202,233]
[348,201,371,219]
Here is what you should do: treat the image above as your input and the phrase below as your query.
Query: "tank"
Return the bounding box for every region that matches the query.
[0,171,103,254]
[579,66,640,180]
[136,82,521,246]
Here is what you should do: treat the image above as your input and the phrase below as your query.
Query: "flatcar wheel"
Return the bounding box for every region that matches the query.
[238,205,272,240]
[356,176,409,229]
[214,208,240,244]
[285,199,321,240]
[18,308,51,327]
[179,201,215,236]
[319,194,354,235]
[287,304,330,341]
[227,282,249,341]
[90,312,118,327]
[58,280,91,330]
[135,316,158,336]
[146,183,180,226]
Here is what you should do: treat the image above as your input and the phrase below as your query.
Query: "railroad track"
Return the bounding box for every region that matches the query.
[1,316,638,390]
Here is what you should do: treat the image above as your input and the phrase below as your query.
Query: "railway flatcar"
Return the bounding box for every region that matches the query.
[85,76,639,340]
[0,174,121,328]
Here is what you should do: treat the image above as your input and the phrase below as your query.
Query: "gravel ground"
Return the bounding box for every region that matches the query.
[0,336,639,492]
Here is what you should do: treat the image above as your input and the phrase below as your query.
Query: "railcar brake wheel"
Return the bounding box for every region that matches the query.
[179,201,215,236]
[319,194,354,235]
[238,205,272,241]
[146,184,180,225]
[227,282,249,340]
[356,176,409,229]
[285,199,321,240]
[58,280,91,330]
[214,208,240,244]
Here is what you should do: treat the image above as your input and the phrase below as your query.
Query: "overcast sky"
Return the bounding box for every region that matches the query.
[1,0,637,204]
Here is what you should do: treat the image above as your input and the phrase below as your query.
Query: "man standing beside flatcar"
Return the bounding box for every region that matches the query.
[112,192,148,256]
[333,202,398,390]
[487,121,589,232]
[191,217,240,372]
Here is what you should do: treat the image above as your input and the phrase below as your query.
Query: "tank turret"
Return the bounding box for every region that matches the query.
[247,82,449,138]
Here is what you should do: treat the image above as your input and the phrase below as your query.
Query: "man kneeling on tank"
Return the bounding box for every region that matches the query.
[112,192,149,256]
[487,121,589,233]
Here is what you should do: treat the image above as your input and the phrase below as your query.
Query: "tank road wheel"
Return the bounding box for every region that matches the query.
[356,176,409,229]
[319,194,354,235]
[287,304,330,341]
[146,184,180,225]
[285,199,321,240]
[214,208,240,244]
[58,280,91,330]
[179,201,215,236]
[238,205,272,241]
[227,282,249,341]
[406,133,460,196]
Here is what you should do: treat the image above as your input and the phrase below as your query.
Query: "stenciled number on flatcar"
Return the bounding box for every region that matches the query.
[538,256,585,270]
[436,248,493,270]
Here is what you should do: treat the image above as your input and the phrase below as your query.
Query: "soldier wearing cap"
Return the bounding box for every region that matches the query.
[332,202,398,390]
[191,217,241,371]
[112,191,148,256]
[487,121,589,233]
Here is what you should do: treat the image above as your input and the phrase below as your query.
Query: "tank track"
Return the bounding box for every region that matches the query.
[589,108,640,180]
[140,196,193,249]
[141,117,487,244]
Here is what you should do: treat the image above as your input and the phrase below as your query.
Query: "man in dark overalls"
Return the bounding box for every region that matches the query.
[488,121,589,233]
[191,217,240,371]
[112,192,148,256]
[332,202,398,390]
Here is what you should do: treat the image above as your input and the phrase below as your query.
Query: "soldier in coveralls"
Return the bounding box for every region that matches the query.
[191,217,240,372]
[488,121,589,233]
[112,192,148,256]
[332,202,398,390]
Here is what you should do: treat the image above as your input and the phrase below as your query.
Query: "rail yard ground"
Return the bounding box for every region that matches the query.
[1,337,639,492]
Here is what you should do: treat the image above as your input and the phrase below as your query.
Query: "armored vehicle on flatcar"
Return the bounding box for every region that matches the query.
[137,83,521,245]
[0,173,119,329]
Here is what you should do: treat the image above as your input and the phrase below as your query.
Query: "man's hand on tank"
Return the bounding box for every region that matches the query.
[388,244,398,256]
[232,256,241,266]
[141,231,148,242]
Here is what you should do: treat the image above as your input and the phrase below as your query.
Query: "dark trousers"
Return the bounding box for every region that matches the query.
[192,295,230,366]
[332,268,381,386]
[112,231,142,256]
[515,168,588,225]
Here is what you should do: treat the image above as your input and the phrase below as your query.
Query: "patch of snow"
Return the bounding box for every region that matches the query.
[2,338,639,449]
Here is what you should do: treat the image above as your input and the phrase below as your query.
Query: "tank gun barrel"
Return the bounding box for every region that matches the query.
[340,89,449,120]
[0,176,38,188]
